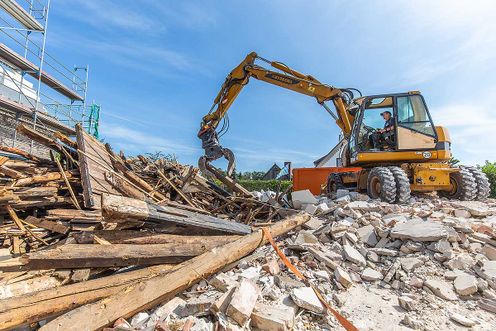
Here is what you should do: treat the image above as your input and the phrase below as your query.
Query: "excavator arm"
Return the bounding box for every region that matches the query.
[198,52,358,177]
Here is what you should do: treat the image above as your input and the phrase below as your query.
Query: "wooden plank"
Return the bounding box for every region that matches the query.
[0,264,177,327]
[39,214,310,331]
[2,243,225,270]
[25,216,69,234]
[14,171,72,187]
[205,163,251,197]
[102,193,251,235]
[54,157,81,209]
[45,209,102,221]
[13,186,58,198]
[70,231,241,245]
[0,145,40,162]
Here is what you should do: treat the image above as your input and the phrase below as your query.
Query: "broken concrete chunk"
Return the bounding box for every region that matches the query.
[361,267,383,281]
[149,297,186,324]
[479,298,496,314]
[476,260,496,282]
[302,217,324,230]
[303,203,318,215]
[175,296,215,317]
[357,225,378,247]
[482,244,496,261]
[211,287,236,314]
[262,259,280,275]
[275,274,305,290]
[454,274,478,296]
[210,273,237,292]
[130,312,150,329]
[390,220,449,242]
[292,230,319,248]
[400,257,423,273]
[382,214,409,226]
[334,267,353,288]
[450,200,491,217]
[290,287,324,314]
[226,279,260,326]
[450,313,477,327]
[251,303,295,331]
[314,270,330,281]
[343,244,366,266]
[398,296,415,311]
[336,189,350,199]
[291,190,317,209]
[424,279,458,301]
[368,248,398,257]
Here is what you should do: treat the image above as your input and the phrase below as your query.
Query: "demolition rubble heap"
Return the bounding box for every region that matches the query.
[115,192,496,331]
[0,125,495,330]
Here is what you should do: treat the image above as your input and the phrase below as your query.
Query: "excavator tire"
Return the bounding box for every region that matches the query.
[367,167,397,203]
[388,166,411,204]
[326,173,344,196]
[439,166,477,201]
[465,166,491,201]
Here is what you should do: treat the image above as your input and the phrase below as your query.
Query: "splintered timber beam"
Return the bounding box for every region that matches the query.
[1,241,236,270]
[70,231,241,245]
[205,163,252,197]
[102,193,251,235]
[39,213,310,331]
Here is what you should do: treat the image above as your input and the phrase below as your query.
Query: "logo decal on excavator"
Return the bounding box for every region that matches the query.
[265,73,299,85]
[423,151,432,158]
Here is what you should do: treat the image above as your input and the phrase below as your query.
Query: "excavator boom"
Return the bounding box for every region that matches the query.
[198,52,358,177]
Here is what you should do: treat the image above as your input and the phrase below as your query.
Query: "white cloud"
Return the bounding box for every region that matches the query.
[55,0,164,32]
[101,123,199,157]
[431,103,496,165]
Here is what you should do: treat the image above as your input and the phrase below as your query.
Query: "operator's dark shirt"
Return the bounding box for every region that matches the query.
[384,117,395,129]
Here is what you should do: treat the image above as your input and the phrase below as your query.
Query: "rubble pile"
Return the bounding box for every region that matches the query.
[0,124,291,330]
[116,190,496,330]
[1,125,495,330]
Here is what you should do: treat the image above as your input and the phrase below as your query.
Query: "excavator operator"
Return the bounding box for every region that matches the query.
[371,111,395,150]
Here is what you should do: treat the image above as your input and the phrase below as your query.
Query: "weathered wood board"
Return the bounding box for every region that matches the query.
[76,124,121,209]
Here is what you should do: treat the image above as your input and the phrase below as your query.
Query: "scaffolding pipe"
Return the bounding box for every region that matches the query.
[31,0,49,152]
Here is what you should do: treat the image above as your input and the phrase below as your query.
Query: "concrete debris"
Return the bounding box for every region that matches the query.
[251,303,295,331]
[361,267,383,281]
[390,220,449,242]
[454,274,478,296]
[343,244,366,266]
[291,189,318,209]
[3,140,495,331]
[335,266,353,287]
[450,312,477,327]
[424,279,458,301]
[290,286,324,314]
[226,279,261,326]
[398,295,415,311]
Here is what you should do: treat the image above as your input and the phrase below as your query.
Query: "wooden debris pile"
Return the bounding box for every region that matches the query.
[0,123,297,329]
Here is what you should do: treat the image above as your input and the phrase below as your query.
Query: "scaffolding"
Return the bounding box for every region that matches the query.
[0,0,100,156]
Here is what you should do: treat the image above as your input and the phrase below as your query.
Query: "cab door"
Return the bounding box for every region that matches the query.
[394,94,437,150]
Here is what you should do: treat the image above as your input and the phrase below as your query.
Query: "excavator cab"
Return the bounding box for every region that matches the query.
[348,91,441,164]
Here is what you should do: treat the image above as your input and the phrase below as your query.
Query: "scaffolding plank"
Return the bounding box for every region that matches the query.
[0,95,75,134]
[0,43,83,101]
[0,0,44,31]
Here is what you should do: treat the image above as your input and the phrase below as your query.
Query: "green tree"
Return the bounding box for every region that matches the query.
[481,161,496,198]
[448,157,460,166]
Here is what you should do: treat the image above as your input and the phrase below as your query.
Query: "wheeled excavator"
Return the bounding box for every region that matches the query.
[198,52,491,203]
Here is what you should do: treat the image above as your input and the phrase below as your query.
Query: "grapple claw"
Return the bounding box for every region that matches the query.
[198,127,236,178]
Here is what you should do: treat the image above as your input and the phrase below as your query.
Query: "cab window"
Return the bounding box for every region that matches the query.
[396,95,436,137]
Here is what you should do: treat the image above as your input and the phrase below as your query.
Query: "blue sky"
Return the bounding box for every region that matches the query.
[40,0,496,171]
